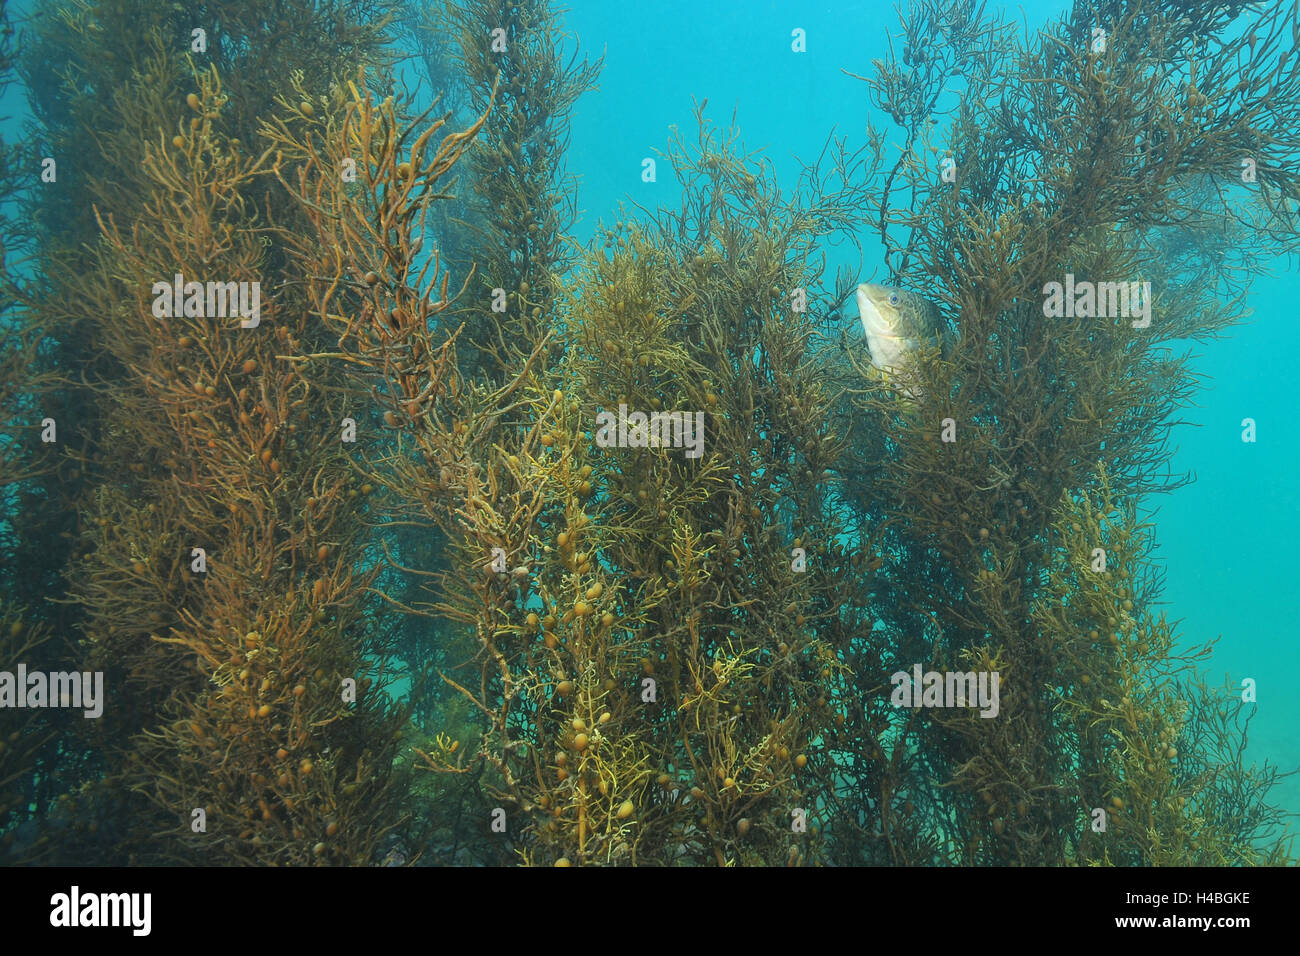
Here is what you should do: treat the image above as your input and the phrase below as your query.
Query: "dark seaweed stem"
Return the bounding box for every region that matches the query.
[435,0,601,387]
[844,0,1002,277]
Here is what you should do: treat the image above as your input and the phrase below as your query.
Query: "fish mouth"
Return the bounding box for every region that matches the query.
[856,287,898,339]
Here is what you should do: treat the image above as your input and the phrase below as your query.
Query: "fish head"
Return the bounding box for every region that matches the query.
[855,283,945,398]
[856,283,943,366]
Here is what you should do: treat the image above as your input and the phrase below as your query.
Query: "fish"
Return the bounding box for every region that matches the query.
[854,282,947,398]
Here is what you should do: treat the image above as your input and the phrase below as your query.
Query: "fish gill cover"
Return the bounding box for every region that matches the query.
[0,0,1295,869]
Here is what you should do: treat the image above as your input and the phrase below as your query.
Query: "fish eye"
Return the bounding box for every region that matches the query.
[888,292,901,306]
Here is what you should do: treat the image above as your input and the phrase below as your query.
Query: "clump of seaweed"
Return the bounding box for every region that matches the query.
[4,0,1298,868]
[15,0,414,864]
[833,0,1300,864]
[0,604,60,863]
[282,33,887,862]
[1041,469,1293,865]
